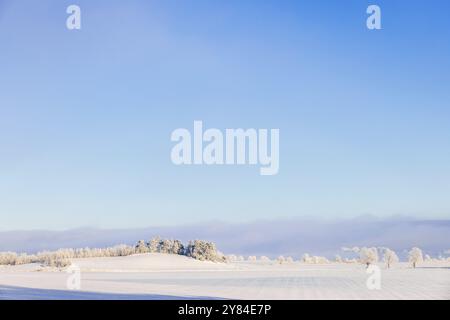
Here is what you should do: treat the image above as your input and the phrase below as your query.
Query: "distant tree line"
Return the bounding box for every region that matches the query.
[1,242,447,269]
[0,237,225,267]
[227,247,449,269]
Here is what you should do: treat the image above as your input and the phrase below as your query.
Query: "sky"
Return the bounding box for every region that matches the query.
[0,0,449,230]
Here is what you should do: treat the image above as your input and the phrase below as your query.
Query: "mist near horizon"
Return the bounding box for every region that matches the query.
[1,216,448,259]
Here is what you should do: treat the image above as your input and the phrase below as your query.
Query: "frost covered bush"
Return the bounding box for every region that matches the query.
[110,244,136,257]
[312,256,329,264]
[226,254,237,262]
[226,255,270,263]
[408,247,423,268]
[334,255,343,263]
[301,253,329,264]
[43,257,72,268]
[37,250,73,268]
[383,248,399,268]
[286,256,294,263]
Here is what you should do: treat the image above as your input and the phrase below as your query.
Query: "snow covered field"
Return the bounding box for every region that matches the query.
[0,253,448,300]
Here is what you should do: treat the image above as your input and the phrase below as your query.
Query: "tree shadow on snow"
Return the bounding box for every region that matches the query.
[0,285,224,300]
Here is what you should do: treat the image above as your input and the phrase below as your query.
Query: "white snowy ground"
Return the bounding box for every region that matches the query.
[0,253,449,300]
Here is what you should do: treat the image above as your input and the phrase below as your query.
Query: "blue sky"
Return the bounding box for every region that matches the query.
[0,0,449,230]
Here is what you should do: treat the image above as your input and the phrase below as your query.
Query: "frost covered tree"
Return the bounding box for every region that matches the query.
[277,256,286,264]
[185,240,223,262]
[359,247,378,268]
[148,236,161,253]
[301,253,312,263]
[312,256,329,264]
[171,240,185,255]
[158,239,184,255]
[44,257,71,268]
[146,237,184,255]
[383,248,399,268]
[135,240,149,254]
[0,237,226,266]
[408,247,423,268]
[111,244,135,257]
[158,239,174,254]
[0,252,18,265]
[260,256,270,262]
[286,256,294,263]
[334,255,343,263]
[300,254,328,264]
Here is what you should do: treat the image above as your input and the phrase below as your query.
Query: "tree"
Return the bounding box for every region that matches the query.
[135,240,149,254]
[312,256,329,264]
[408,247,423,268]
[383,248,399,268]
[301,253,312,263]
[277,256,286,264]
[185,240,222,262]
[359,247,378,268]
[172,240,185,255]
[148,236,161,253]
[159,239,175,254]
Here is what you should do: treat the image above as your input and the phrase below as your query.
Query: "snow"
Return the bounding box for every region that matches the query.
[1,253,449,300]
